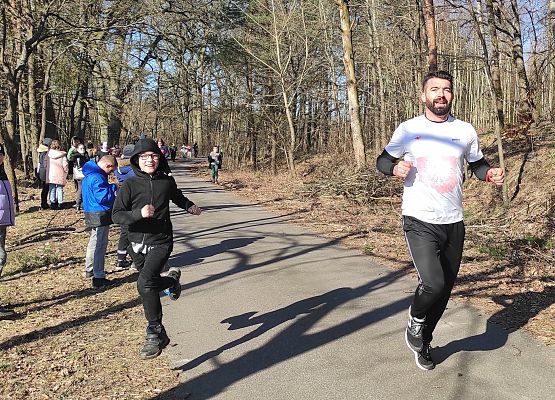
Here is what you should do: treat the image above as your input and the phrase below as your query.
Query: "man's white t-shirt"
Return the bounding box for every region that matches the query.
[385,115,484,224]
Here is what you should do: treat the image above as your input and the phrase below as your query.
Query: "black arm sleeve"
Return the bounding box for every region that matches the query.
[376,150,399,176]
[468,157,491,181]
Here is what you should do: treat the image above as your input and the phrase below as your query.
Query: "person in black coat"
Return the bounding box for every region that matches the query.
[69,143,90,211]
[112,138,202,359]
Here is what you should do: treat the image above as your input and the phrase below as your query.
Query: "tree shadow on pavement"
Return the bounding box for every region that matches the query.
[434,285,554,364]
[154,265,412,400]
[169,237,263,268]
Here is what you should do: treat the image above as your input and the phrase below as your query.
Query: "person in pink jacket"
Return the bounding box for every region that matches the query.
[46,140,68,210]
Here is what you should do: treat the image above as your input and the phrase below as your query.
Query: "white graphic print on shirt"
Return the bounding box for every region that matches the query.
[384,115,484,224]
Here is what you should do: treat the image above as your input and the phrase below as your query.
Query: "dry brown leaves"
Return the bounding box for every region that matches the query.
[0,185,180,399]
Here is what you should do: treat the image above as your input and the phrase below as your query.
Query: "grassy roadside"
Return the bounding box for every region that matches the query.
[0,186,180,399]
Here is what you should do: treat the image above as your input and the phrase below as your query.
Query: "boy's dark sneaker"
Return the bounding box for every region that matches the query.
[167,267,181,301]
[92,277,114,289]
[405,307,425,352]
[0,305,16,320]
[415,342,435,370]
[140,324,170,359]
[114,260,132,271]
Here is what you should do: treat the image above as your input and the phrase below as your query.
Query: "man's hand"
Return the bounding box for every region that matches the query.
[393,161,413,179]
[141,204,155,218]
[486,168,505,186]
[187,204,202,215]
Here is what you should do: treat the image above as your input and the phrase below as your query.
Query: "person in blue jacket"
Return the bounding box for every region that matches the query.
[113,144,135,270]
[82,155,118,289]
[0,144,16,319]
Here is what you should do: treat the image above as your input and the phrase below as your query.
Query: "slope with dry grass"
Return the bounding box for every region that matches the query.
[0,188,180,399]
[211,123,555,346]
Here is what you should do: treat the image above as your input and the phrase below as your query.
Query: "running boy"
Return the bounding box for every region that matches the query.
[112,138,202,359]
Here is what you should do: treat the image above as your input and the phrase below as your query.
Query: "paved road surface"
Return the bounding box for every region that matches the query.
[156,161,554,400]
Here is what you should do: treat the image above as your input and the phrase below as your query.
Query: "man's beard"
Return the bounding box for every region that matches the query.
[426,98,452,116]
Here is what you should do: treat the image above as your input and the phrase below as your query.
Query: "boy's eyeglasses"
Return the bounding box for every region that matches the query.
[139,154,160,161]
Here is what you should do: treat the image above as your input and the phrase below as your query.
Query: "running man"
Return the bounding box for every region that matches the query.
[376,70,504,370]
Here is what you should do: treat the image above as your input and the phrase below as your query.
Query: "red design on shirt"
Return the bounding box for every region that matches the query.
[416,156,458,193]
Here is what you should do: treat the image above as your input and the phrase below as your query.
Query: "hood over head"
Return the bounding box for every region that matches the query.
[130,138,169,176]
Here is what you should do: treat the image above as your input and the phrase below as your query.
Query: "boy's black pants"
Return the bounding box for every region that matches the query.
[130,243,174,325]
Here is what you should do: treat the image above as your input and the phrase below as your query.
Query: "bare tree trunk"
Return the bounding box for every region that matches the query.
[368,0,386,154]
[3,90,20,212]
[507,0,537,124]
[28,53,40,170]
[246,63,257,169]
[17,87,30,177]
[422,0,438,71]
[336,0,367,169]
[473,0,508,203]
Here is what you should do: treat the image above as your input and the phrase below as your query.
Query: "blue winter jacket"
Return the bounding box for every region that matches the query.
[82,160,117,227]
[114,161,135,184]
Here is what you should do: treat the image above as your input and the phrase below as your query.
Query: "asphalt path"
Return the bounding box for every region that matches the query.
[156,160,554,400]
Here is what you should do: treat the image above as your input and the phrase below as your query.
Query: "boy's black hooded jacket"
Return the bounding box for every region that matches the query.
[112,138,195,245]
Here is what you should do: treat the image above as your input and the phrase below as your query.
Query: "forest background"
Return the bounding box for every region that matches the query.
[0,0,554,397]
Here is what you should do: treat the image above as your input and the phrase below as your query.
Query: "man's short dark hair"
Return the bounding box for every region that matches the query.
[422,70,453,90]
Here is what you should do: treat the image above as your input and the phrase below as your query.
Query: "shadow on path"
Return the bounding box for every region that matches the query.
[435,285,555,364]
[155,266,412,400]
[170,237,263,268]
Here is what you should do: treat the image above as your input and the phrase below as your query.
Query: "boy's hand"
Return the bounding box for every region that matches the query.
[187,205,202,215]
[141,204,155,218]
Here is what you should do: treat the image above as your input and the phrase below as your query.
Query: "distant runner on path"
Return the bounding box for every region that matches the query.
[376,70,504,371]
[112,138,202,360]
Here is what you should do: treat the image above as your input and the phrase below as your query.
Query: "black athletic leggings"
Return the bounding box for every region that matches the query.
[129,243,174,326]
[403,216,465,343]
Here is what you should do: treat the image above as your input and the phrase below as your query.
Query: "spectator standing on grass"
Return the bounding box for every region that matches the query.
[376,70,505,371]
[82,155,118,289]
[113,144,136,271]
[112,138,202,359]
[36,138,52,210]
[0,144,16,319]
[86,141,96,160]
[95,142,110,162]
[67,136,82,191]
[46,140,69,210]
[69,143,89,211]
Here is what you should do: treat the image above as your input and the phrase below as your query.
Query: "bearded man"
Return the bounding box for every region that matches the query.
[376,70,505,370]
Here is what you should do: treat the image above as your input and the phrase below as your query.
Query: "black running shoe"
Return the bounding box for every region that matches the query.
[415,342,435,370]
[140,324,170,359]
[114,260,132,271]
[167,267,182,301]
[92,277,114,289]
[405,307,425,352]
